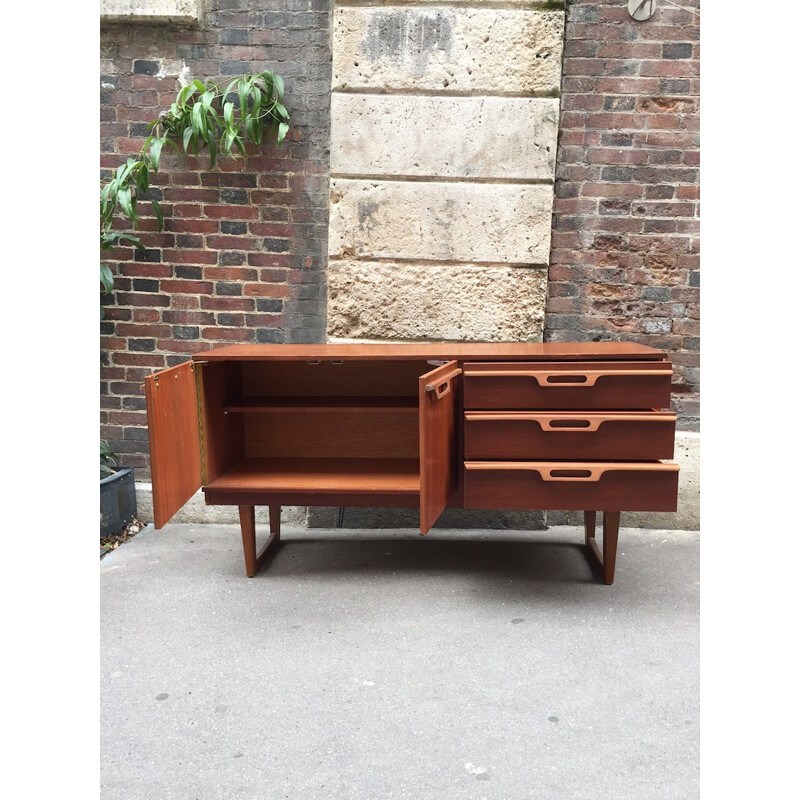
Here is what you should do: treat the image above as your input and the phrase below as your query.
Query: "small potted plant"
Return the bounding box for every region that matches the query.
[100,440,137,536]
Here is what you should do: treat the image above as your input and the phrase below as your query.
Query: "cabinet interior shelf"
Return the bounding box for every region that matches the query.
[223,396,417,413]
[205,457,421,494]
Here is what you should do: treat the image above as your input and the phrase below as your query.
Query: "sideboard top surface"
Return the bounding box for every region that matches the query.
[192,342,667,363]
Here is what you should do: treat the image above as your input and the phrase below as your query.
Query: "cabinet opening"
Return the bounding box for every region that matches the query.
[198,360,442,496]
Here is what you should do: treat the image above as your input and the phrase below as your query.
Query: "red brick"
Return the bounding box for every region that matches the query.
[201,327,255,341]
[166,218,219,234]
[161,250,218,265]
[203,267,258,281]
[203,205,259,219]
[205,235,257,250]
[243,283,290,298]
[200,296,256,311]
[115,323,171,338]
[160,280,213,293]
[112,353,167,367]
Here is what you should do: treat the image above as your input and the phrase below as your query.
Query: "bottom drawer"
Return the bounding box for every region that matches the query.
[464,461,679,512]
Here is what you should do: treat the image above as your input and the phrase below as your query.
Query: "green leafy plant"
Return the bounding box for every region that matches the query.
[100,440,118,478]
[100,70,290,315]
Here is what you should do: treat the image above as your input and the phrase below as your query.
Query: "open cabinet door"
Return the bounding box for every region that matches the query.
[144,361,202,528]
[419,361,462,534]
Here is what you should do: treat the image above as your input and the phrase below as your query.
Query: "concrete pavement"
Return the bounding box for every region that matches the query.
[100,523,699,799]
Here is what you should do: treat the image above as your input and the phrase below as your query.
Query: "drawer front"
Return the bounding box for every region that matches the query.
[464,412,676,461]
[463,462,679,512]
[463,361,672,410]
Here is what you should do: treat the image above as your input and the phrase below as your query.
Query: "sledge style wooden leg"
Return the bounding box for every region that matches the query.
[238,505,281,578]
[583,511,597,547]
[583,510,621,585]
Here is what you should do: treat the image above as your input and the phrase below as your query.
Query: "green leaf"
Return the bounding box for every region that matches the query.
[208,135,217,170]
[275,102,289,121]
[224,128,237,154]
[252,86,262,119]
[239,81,250,121]
[150,137,163,171]
[102,232,144,250]
[278,122,289,144]
[100,263,114,294]
[273,73,284,100]
[151,199,164,232]
[137,162,149,194]
[183,125,194,154]
[176,84,192,106]
[117,187,134,221]
[192,100,207,142]
[201,89,215,109]
[192,79,206,93]
[224,101,234,128]
[222,78,239,106]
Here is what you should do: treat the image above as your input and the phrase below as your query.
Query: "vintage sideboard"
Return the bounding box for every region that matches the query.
[144,343,679,584]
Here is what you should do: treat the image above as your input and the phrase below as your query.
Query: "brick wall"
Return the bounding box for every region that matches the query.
[547,0,700,430]
[100,1,332,476]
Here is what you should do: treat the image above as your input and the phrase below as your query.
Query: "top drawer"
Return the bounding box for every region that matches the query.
[463,361,673,410]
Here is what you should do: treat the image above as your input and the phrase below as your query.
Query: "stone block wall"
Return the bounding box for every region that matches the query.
[326,2,565,342]
[548,0,700,429]
[100,0,332,477]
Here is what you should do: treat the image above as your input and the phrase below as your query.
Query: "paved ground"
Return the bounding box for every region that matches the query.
[100,523,699,800]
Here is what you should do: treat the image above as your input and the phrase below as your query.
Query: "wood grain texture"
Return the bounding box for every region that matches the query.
[241,360,429,397]
[197,361,244,484]
[206,457,420,494]
[463,462,679,512]
[419,362,461,534]
[194,342,668,362]
[584,511,621,585]
[243,410,419,459]
[224,396,417,412]
[144,361,202,528]
[463,361,673,410]
[238,504,282,578]
[464,411,676,460]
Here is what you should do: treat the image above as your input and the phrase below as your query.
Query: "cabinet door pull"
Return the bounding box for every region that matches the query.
[424,366,462,399]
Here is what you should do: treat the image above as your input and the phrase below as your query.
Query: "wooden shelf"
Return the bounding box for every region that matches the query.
[205,457,421,494]
[224,396,417,413]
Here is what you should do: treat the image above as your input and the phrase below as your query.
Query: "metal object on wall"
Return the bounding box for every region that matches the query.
[628,0,657,21]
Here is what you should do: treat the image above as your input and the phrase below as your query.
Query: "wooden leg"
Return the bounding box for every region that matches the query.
[269,504,281,538]
[583,510,596,547]
[583,510,621,585]
[238,505,281,578]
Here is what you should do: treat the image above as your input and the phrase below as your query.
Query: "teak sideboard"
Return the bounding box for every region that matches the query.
[144,343,679,584]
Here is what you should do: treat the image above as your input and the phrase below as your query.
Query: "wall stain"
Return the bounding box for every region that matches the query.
[363,10,454,74]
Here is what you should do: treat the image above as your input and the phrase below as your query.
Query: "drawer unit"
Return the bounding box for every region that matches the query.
[463,462,680,512]
[464,411,676,461]
[463,361,673,410]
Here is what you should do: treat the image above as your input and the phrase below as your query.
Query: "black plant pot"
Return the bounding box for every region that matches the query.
[100,467,137,536]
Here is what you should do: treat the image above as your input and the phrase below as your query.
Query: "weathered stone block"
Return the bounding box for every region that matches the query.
[329,179,554,264]
[327,261,547,341]
[100,0,202,23]
[331,95,559,180]
[333,7,564,94]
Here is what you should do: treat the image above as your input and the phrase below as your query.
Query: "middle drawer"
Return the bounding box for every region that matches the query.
[464,411,676,461]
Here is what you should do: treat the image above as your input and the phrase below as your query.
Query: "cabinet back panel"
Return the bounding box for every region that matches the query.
[243,410,420,459]
[241,361,431,397]
[199,361,245,482]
